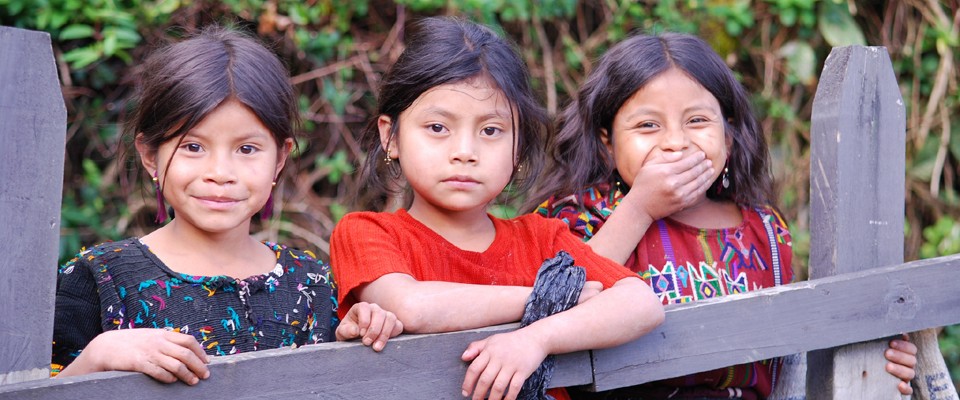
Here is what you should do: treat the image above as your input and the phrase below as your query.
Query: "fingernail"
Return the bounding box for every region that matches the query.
[462,390,469,397]
[374,341,384,351]
[363,337,373,346]
[360,328,367,336]
[191,377,199,385]
[204,370,211,379]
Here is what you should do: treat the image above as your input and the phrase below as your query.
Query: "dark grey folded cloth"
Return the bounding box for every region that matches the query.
[517,250,586,400]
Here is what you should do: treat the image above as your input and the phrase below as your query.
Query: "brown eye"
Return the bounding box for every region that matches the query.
[239,145,257,155]
[185,143,202,152]
[481,127,501,136]
[430,124,445,133]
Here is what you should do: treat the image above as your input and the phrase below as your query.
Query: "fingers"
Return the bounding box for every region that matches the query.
[486,366,515,400]
[504,371,525,400]
[897,380,914,396]
[462,346,489,397]
[890,338,918,356]
[461,339,486,362]
[471,359,502,400]
[158,333,210,384]
[335,318,360,341]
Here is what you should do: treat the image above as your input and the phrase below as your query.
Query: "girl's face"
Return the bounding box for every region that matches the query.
[138,99,292,236]
[605,68,728,195]
[379,78,517,219]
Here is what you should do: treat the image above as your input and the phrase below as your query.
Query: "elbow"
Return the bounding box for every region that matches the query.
[388,296,430,334]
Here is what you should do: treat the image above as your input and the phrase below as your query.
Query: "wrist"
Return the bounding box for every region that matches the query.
[619,191,655,223]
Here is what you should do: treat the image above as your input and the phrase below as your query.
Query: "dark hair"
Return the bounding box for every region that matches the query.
[355,17,548,211]
[530,32,773,209]
[128,26,299,174]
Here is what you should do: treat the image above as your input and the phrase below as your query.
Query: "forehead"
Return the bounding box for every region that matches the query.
[408,77,512,116]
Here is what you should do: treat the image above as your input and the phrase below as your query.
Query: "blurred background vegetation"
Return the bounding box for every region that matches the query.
[2,0,958,389]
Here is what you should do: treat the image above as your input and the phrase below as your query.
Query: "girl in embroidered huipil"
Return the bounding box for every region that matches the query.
[532,33,917,399]
[53,27,401,385]
[330,17,665,400]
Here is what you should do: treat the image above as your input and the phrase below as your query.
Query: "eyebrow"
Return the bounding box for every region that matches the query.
[421,106,512,123]
[623,104,721,122]
[184,129,272,142]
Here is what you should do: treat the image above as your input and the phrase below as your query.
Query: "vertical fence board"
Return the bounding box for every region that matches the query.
[808,45,906,400]
[0,27,66,385]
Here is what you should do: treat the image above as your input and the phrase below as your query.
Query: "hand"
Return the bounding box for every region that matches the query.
[885,334,917,395]
[460,329,548,400]
[577,281,602,304]
[622,151,714,220]
[336,301,403,352]
[61,328,209,384]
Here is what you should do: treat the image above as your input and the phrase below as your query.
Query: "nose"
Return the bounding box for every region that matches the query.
[449,132,478,164]
[659,125,690,152]
[203,151,238,185]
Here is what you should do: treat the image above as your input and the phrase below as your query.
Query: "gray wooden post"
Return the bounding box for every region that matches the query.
[807,46,906,399]
[0,27,67,384]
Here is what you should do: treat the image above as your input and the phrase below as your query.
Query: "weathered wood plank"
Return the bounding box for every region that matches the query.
[588,254,960,392]
[5,255,959,398]
[807,45,906,399]
[0,324,592,399]
[0,26,67,385]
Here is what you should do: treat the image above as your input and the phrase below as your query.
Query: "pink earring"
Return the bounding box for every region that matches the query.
[260,182,277,220]
[153,172,168,223]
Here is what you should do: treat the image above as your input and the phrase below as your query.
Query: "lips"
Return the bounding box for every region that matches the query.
[194,195,242,210]
[442,175,480,189]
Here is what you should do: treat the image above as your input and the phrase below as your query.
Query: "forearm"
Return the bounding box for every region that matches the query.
[357,274,532,333]
[586,192,654,264]
[522,277,664,355]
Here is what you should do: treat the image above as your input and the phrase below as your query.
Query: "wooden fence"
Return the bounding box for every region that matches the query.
[1,26,959,399]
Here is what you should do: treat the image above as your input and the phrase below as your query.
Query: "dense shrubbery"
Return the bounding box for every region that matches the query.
[2,0,958,386]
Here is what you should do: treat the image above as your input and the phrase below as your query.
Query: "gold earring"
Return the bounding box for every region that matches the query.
[271,181,277,187]
[384,155,393,165]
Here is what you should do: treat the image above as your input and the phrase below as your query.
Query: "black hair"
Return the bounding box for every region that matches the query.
[128,25,299,179]
[355,17,548,211]
[530,32,772,209]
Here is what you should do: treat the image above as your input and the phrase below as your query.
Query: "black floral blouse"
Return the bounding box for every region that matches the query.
[52,238,337,373]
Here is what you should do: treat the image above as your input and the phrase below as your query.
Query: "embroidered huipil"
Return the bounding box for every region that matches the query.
[52,238,337,374]
[538,184,793,400]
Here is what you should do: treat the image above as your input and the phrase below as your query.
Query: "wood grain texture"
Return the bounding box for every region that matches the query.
[0,26,66,385]
[588,255,960,392]
[0,324,592,399]
[807,45,907,400]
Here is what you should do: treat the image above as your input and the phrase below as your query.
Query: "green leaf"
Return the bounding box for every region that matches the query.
[62,46,102,69]
[59,24,95,41]
[817,1,865,47]
[779,40,817,85]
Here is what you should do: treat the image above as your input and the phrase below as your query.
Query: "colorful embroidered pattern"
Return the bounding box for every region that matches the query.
[537,184,794,399]
[53,238,338,372]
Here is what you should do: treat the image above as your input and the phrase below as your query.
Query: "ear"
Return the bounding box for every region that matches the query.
[274,138,295,180]
[378,115,399,159]
[134,133,158,177]
[599,127,614,157]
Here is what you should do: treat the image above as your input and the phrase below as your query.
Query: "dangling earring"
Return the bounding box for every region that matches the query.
[384,155,392,165]
[153,172,168,224]
[261,181,277,220]
[721,167,730,189]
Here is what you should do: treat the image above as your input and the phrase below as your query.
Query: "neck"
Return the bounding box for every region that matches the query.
[141,218,272,278]
[407,198,496,252]
[670,197,742,229]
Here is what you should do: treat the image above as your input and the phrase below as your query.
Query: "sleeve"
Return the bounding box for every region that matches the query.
[52,253,105,373]
[329,212,415,320]
[545,218,635,288]
[536,193,609,242]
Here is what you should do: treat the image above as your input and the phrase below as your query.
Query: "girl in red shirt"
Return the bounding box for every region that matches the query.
[330,17,665,400]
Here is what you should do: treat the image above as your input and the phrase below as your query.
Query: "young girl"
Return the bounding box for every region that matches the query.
[52,27,401,385]
[330,17,665,400]
[533,32,917,399]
